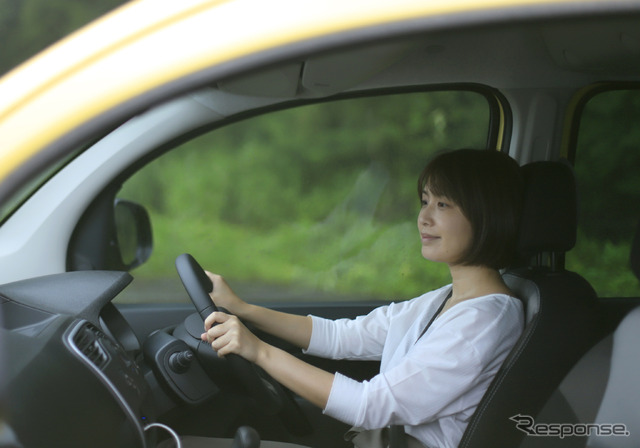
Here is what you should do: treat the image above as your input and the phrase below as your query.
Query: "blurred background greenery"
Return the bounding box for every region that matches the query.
[2,1,639,300]
[567,90,640,297]
[119,92,489,302]
[0,0,128,76]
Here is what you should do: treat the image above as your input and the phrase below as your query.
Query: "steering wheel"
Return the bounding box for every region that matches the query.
[175,253,288,413]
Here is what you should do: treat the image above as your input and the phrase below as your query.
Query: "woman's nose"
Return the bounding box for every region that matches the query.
[418,205,432,226]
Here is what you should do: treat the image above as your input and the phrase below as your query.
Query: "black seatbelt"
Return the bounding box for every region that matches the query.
[416,289,452,343]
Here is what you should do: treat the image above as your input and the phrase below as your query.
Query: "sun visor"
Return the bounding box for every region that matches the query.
[301,41,415,96]
[217,62,302,97]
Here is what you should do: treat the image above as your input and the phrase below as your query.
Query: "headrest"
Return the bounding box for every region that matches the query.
[517,160,577,257]
[631,219,640,281]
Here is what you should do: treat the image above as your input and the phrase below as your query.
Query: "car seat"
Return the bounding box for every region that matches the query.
[579,217,640,448]
[518,214,640,448]
[458,160,606,448]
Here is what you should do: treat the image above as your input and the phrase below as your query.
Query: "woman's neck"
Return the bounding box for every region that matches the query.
[447,263,512,304]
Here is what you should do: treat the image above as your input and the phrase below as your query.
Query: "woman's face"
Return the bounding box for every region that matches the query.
[417,187,474,266]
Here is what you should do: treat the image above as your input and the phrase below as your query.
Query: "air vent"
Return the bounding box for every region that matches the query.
[72,323,109,369]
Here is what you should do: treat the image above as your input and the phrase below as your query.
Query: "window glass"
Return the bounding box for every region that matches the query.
[116,91,492,303]
[567,89,640,297]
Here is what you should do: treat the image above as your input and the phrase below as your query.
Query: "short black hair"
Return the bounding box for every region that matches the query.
[418,149,524,270]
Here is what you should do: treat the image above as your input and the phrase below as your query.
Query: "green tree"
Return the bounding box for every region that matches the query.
[568,89,640,296]
[0,0,128,76]
[574,90,640,241]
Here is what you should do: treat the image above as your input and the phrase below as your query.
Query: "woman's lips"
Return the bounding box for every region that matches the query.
[421,233,439,243]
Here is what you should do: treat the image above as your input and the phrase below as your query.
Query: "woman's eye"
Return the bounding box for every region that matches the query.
[437,202,448,208]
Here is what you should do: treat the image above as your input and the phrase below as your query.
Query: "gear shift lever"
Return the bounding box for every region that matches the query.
[231,426,260,448]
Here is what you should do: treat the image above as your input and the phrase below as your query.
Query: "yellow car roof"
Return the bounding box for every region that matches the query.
[0,0,604,187]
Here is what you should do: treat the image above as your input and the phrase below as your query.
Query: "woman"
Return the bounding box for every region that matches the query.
[200,149,525,448]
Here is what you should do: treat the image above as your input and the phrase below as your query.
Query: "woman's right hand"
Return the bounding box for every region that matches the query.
[204,271,247,317]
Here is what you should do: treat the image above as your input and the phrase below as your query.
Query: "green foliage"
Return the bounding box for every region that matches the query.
[0,0,128,76]
[120,91,485,302]
[567,231,639,297]
[568,90,640,297]
[574,90,640,241]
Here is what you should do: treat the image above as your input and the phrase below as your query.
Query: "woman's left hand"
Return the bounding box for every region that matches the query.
[200,312,263,362]
[202,312,334,411]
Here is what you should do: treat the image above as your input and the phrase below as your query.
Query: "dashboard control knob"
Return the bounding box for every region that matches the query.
[168,350,193,373]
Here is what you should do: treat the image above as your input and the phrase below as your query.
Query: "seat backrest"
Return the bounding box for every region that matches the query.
[585,218,640,448]
[585,307,640,448]
[459,161,605,448]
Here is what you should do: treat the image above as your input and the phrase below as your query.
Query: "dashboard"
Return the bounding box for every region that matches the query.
[0,271,156,448]
[0,268,351,448]
[0,269,379,448]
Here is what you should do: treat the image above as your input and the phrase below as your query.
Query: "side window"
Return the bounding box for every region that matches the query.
[117,91,493,303]
[567,89,640,297]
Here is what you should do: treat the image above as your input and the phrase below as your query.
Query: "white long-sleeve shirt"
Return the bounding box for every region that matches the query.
[304,285,524,448]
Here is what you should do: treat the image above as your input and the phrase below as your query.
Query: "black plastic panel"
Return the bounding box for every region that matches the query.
[0,299,56,336]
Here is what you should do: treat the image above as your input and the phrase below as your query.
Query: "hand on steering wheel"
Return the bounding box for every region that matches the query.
[201,312,262,363]
[175,253,283,412]
[175,253,312,435]
[202,271,246,316]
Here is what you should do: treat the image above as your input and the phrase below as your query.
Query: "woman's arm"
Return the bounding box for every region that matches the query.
[206,271,313,350]
[202,312,333,409]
